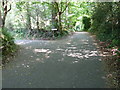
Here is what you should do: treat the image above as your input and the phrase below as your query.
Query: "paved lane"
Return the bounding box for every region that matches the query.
[2,32,106,88]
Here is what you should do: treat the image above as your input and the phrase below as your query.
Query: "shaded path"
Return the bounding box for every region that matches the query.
[3,32,106,88]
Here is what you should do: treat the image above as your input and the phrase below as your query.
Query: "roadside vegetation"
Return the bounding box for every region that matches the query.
[0,28,17,65]
[89,2,120,88]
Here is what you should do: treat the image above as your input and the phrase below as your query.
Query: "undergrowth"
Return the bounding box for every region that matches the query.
[0,28,18,65]
[10,28,71,40]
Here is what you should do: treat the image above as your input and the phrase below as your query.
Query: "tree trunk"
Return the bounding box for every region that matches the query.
[36,15,39,30]
[1,0,11,29]
[58,13,62,33]
[51,2,59,30]
[26,2,31,30]
[51,1,69,34]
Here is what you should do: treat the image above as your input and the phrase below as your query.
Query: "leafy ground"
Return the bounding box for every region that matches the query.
[90,33,120,88]
[96,40,120,88]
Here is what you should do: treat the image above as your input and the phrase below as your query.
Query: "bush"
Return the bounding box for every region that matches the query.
[90,3,120,47]
[82,16,91,31]
[112,39,120,46]
[0,28,16,64]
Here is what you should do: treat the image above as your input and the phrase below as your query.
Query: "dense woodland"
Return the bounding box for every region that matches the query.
[0,0,120,88]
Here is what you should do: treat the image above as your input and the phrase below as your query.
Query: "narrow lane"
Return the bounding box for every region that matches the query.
[2,32,106,88]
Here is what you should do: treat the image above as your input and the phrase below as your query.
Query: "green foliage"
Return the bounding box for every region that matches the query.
[61,30,69,35]
[0,28,16,64]
[90,3,120,88]
[90,2,120,47]
[65,2,93,31]
[112,39,120,46]
[82,16,91,31]
[5,2,93,39]
[16,1,26,11]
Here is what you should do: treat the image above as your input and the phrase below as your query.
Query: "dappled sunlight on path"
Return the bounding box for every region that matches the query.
[3,32,106,88]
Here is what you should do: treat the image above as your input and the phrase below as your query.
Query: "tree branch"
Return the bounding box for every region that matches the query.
[7,4,11,12]
[54,1,59,12]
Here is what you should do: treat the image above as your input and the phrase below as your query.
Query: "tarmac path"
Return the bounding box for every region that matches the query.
[2,32,106,88]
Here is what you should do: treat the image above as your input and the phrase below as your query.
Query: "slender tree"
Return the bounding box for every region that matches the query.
[58,1,70,33]
[26,2,31,30]
[1,0,11,29]
[51,1,59,30]
[51,0,69,33]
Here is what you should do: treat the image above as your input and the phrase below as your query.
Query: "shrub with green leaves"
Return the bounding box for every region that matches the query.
[82,16,91,31]
[90,2,120,47]
[0,28,16,64]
